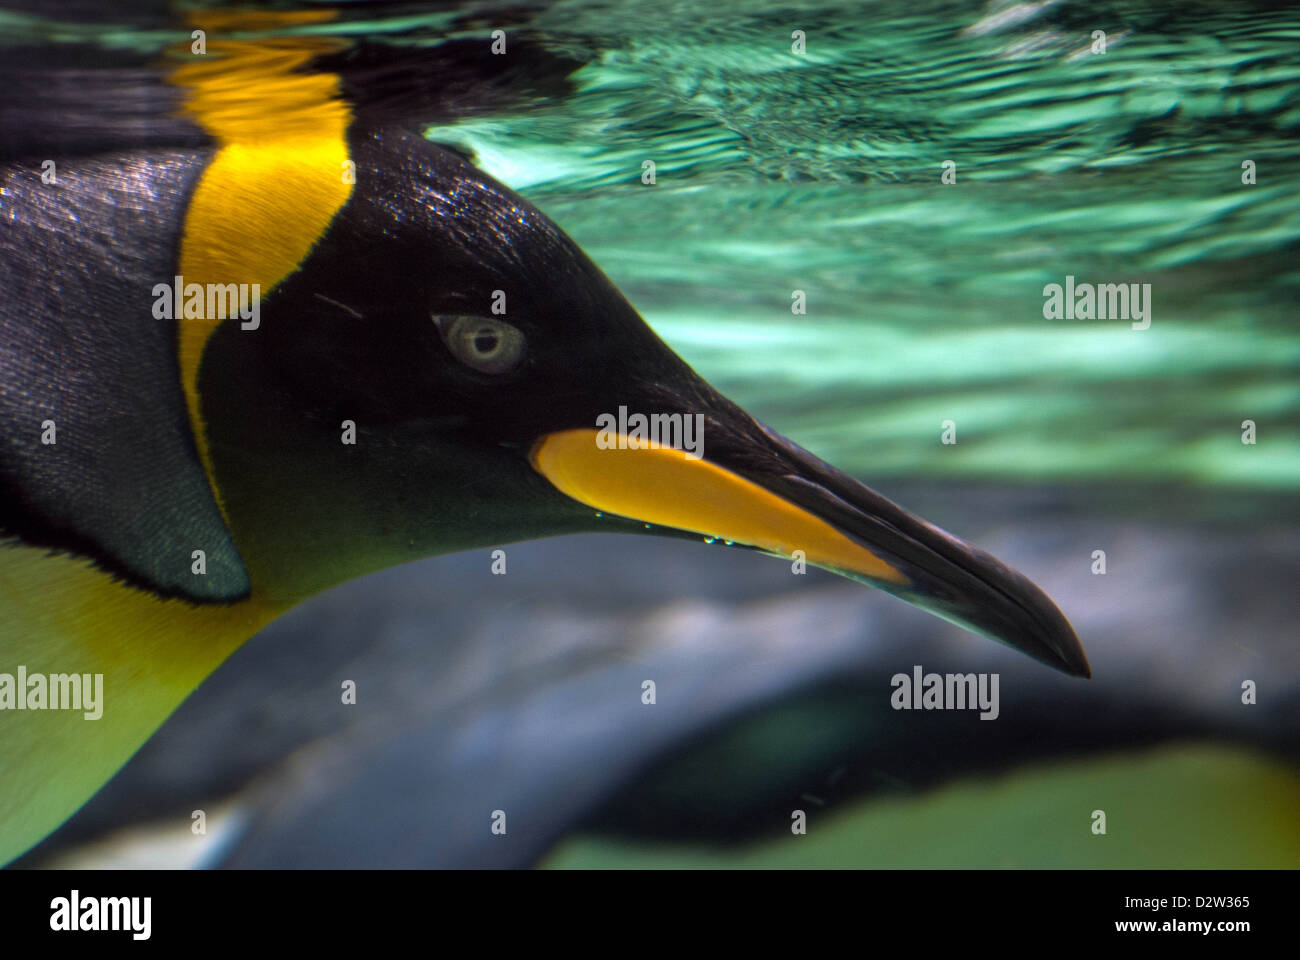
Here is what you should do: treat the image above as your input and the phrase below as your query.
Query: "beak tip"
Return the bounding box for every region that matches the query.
[992,620,1091,678]
[1062,643,1093,679]
[1038,615,1091,678]
[1033,604,1091,679]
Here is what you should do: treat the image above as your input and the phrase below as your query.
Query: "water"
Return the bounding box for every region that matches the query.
[5,0,1295,493]
[417,0,1300,491]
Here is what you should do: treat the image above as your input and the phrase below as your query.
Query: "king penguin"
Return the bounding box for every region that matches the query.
[0,7,1088,865]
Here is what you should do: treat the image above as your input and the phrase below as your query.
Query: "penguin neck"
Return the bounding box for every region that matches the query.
[198,352,597,610]
[203,408,541,609]
[211,442,598,611]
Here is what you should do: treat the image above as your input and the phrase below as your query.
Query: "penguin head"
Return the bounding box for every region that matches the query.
[198,127,1088,678]
[235,129,697,444]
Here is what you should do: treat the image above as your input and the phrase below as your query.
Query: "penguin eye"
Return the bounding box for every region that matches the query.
[436,316,526,375]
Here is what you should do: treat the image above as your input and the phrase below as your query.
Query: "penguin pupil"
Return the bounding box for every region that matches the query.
[475,329,499,355]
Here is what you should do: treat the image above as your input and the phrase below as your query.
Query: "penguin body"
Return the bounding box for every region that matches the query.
[0,17,1088,866]
[0,151,248,600]
[0,117,704,864]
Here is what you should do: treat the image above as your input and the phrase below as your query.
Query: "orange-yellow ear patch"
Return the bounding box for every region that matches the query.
[168,16,355,493]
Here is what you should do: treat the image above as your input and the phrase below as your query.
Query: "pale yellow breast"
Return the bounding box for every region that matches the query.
[0,540,279,865]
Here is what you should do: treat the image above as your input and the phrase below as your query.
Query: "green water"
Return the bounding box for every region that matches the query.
[6,0,1297,492]
[545,746,1300,868]
[420,0,1300,491]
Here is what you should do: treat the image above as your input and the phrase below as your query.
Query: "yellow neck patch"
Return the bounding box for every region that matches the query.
[169,17,355,488]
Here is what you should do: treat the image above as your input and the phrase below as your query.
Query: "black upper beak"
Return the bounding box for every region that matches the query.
[744,425,1091,678]
[530,389,1090,679]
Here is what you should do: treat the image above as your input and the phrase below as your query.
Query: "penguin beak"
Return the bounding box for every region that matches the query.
[530,410,1090,679]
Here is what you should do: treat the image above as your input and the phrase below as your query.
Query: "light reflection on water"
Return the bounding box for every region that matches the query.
[423,0,1300,495]
[4,0,1295,495]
